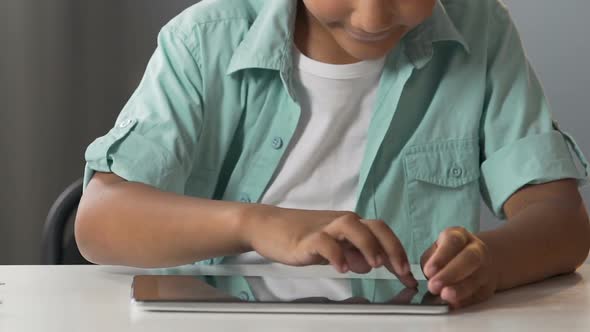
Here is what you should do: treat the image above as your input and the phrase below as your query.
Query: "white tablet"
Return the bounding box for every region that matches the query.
[131,275,449,314]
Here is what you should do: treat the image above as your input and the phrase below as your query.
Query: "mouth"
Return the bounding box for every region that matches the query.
[343,25,396,43]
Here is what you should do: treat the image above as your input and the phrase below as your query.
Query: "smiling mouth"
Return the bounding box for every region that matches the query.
[343,25,396,42]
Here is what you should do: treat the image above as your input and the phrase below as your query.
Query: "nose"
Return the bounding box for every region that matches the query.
[350,0,396,33]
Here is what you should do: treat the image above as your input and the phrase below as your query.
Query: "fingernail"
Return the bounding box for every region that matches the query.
[408,275,418,288]
[430,280,443,293]
[442,287,456,301]
[375,254,383,267]
[426,264,438,277]
[402,262,411,275]
[341,264,349,273]
[368,256,377,267]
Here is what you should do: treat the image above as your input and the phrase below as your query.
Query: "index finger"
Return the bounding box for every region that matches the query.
[424,227,469,278]
[384,288,419,305]
[324,214,383,268]
[430,242,486,290]
[363,220,417,288]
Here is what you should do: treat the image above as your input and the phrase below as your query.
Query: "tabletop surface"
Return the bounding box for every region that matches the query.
[1,264,589,332]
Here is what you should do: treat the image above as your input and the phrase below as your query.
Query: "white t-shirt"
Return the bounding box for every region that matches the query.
[225,48,386,301]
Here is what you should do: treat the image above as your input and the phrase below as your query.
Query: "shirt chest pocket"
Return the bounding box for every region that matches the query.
[403,140,482,258]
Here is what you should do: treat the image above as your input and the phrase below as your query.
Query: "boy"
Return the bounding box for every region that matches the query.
[76,0,590,308]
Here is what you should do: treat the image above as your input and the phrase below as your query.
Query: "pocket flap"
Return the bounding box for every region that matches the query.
[404,141,481,188]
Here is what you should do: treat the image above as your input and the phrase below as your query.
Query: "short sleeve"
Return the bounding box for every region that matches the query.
[84,27,204,194]
[479,7,590,219]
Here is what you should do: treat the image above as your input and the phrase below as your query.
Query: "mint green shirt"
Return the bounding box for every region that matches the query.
[84,0,589,271]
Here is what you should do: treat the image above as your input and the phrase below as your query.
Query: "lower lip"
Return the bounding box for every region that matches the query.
[344,26,394,42]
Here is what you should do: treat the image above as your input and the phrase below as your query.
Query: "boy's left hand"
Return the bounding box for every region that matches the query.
[421,227,499,309]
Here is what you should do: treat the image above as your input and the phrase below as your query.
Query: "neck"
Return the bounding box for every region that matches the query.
[294,2,359,65]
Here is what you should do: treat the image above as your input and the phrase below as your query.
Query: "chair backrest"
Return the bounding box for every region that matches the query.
[41,178,90,265]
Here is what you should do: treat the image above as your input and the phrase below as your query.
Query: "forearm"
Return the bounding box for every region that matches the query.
[75,173,253,268]
[478,199,590,291]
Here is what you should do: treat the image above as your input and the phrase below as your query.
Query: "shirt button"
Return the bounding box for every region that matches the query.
[271,137,284,150]
[238,291,250,301]
[239,194,251,203]
[451,167,463,177]
[119,119,134,128]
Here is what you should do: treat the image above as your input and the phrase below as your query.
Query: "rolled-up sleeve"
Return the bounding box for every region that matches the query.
[84,26,204,194]
[479,7,589,219]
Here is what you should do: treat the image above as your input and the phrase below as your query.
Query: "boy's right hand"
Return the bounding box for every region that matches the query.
[239,205,417,288]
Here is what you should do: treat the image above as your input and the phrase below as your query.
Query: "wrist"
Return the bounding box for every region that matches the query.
[234,203,276,253]
[478,229,505,291]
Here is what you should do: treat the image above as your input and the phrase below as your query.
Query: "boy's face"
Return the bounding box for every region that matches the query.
[298,0,436,63]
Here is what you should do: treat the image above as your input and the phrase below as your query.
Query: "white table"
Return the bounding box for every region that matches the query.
[1,264,589,332]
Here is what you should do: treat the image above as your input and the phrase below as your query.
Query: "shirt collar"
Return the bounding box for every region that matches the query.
[402,1,470,68]
[226,0,470,75]
[226,0,297,75]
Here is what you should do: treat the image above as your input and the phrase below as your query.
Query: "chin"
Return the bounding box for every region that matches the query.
[345,47,393,61]
[343,44,397,61]
[337,35,403,61]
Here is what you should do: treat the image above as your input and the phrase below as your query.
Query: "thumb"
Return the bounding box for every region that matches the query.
[420,242,438,279]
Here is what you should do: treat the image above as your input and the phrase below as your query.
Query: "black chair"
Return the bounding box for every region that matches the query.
[41,178,91,265]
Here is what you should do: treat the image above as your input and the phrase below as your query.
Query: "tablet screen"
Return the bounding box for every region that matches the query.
[132,275,446,306]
